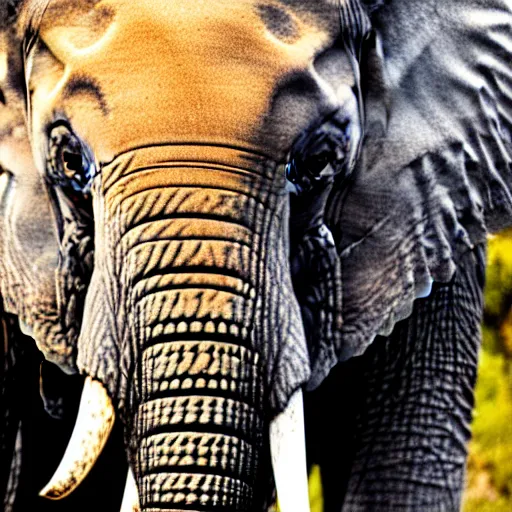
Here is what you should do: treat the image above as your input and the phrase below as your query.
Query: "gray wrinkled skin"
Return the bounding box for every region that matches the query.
[1,0,512,511]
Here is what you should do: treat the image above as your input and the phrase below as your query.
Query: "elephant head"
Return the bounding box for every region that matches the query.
[1,1,367,510]
[1,0,512,511]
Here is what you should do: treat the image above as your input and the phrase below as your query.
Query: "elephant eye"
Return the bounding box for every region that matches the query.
[47,123,97,195]
[285,112,351,194]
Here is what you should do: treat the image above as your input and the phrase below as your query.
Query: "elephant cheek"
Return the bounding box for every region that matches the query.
[77,271,123,403]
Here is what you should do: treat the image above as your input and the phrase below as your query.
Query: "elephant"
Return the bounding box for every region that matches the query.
[1,0,512,511]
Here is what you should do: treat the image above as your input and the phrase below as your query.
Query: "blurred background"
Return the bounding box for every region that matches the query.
[307,230,512,512]
[463,230,512,512]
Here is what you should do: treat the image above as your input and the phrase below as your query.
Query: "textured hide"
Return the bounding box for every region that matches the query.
[0,0,511,511]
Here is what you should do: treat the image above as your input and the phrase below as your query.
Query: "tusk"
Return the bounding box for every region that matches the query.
[270,388,310,512]
[39,376,115,500]
[120,467,140,512]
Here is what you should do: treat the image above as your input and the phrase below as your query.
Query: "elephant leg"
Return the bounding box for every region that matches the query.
[344,244,485,511]
[306,244,486,511]
[0,308,35,512]
[3,426,22,512]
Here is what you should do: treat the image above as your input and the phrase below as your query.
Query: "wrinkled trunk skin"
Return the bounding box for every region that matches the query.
[78,146,306,511]
[136,341,265,511]
[305,245,485,512]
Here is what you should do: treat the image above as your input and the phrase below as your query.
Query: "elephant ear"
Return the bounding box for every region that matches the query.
[308,0,512,388]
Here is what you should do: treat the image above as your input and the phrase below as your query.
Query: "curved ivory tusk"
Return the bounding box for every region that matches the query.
[39,376,115,500]
[120,467,140,512]
[270,388,310,512]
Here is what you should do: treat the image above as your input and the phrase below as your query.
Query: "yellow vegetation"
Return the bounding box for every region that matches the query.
[464,230,512,511]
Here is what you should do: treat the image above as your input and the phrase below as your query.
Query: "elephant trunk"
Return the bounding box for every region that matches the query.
[135,334,264,510]
[75,145,309,511]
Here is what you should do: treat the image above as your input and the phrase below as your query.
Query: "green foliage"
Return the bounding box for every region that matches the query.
[463,350,512,511]
[485,232,512,319]
[464,230,512,510]
[309,465,323,512]
[482,231,512,358]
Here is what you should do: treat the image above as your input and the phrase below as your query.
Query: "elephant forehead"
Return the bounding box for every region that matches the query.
[36,0,339,161]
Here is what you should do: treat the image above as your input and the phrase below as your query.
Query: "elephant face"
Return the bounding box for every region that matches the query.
[3,1,366,509]
[4,0,512,510]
